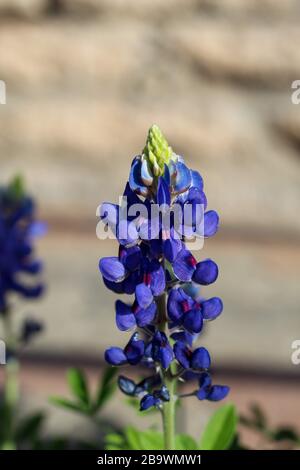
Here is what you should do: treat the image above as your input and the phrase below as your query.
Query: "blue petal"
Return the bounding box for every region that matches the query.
[190,170,203,191]
[119,246,141,271]
[173,162,192,194]
[163,164,171,186]
[183,308,203,334]
[207,385,230,401]
[192,259,218,285]
[118,375,136,396]
[135,283,153,309]
[204,210,219,237]
[103,277,125,294]
[105,347,127,365]
[171,331,195,347]
[140,394,157,411]
[156,177,171,206]
[199,372,212,389]
[174,341,190,369]
[135,302,156,328]
[150,261,166,296]
[160,344,174,369]
[202,297,223,320]
[141,157,154,186]
[191,347,211,370]
[167,288,185,322]
[129,157,149,197]
[115,300,136,331]
[173,249,197,282]
[99,257,125,282]
[124,334,145,365]
[163,237,182,263]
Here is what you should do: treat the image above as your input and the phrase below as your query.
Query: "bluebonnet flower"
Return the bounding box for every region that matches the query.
[167,287,223,333]
[105,332,145,366]
[140,386,170,411]
[173,342,211,370]
[100,125,229,415]
[0,176,45,313]
[196,373,229,402]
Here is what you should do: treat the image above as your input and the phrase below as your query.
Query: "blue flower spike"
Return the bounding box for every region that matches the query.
[100,125,229,435]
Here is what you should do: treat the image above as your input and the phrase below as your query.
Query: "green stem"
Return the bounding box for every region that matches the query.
[2,310,19,450]
[157,293,177,450]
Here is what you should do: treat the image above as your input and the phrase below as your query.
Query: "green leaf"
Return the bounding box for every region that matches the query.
[67,368,90,406]
[49,396,88,413]
[139,430,164,450]
[124,426,142,450]
[175,433,198,450]
[105,432,126,450]
[200,403,238,450]
[15,412,45,443]
[94,367,117,411]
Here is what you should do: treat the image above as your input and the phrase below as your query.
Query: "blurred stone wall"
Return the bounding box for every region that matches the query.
[0,0,299,371]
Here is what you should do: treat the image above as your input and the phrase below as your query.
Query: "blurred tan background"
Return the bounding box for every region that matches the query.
[0,0,300,446]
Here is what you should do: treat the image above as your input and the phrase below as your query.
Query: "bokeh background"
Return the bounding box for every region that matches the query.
[0,0,300,448]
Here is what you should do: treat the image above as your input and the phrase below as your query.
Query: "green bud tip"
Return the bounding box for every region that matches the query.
[8,174,26,200]
[143,124,173,176]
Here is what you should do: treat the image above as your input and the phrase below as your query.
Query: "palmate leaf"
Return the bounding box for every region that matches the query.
[67,368,90,406]
[94,367,117,411]
[200,403,238,450]
[49,396,89,414]
[15,412,45,443]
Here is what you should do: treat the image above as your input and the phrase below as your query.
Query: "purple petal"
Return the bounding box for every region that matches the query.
[204,210,219,237]
[118,375,136,396]
[202,297,223,320]
[173,341,191,369]
[129,157,149,197]
[160,344,174,369]
[192,259,218,285]
[135,302,156,328]
[149,261,166,296]
[115,300,136,331]
[125,334,145,365]
[191,347,211,370]
[119,246,141,271]
[183,308,203,334]
[135,283,153,309]
[105,347,127,365]
[140,394,156,411]
[190,170,203,191]
[171,330,196,347]
[163,237,182,263]
[167,288,185,322]
[207,385,230,401]
[173,249,197,282]
[156,177,171,206]
[173,162,192,194]
[99,257,125,282]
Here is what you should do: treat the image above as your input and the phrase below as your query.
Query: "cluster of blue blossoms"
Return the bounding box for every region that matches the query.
[0,176,45,345]
[100,126,229,411]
